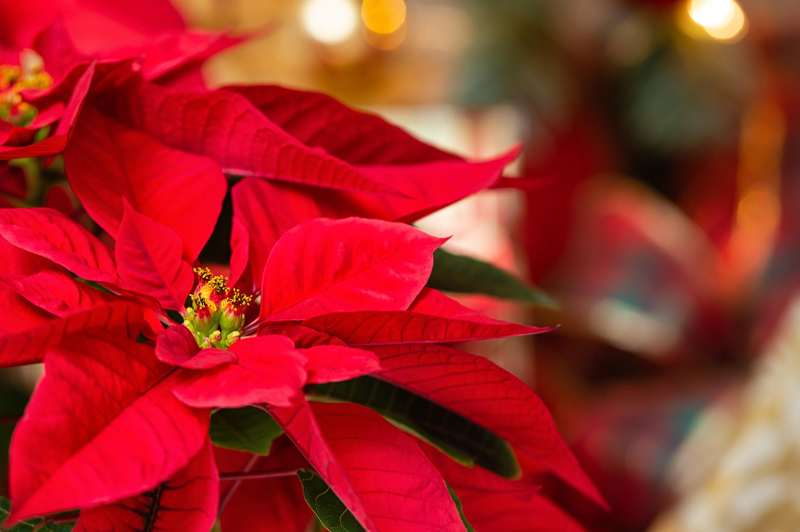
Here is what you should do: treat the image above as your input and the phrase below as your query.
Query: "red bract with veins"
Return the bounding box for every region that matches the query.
[1,208,600,531]
[0,0,517,260]
[0,1,603,530]
[0,210,596,532]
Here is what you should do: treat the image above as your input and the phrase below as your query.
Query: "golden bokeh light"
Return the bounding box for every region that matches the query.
[362,0,406,35]
[687,0,747,42]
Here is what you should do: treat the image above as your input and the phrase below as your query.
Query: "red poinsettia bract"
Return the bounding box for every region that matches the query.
[1,209,600,531]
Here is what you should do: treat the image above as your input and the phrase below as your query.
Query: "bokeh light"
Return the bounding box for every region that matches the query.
[688,0,747,42]
[361,0,406,35]
[301,0,359,44]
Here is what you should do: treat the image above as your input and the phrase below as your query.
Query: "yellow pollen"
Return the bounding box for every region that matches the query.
[193,267,213,283]
[209,275,229,293]
[0,52,53,126]
[222,288,252,313]
[191,293,217,314]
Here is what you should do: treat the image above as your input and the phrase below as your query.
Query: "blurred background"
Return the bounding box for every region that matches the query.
[5,0,799,530]
[170,0,800,531]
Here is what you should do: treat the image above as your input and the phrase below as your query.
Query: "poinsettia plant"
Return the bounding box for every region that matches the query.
[0,1,604,531]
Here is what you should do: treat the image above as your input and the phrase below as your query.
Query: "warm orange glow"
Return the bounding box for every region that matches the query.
[361,0,406,35]
[687,0,747,42]
[720,100,785,299]
[365,21,406,50]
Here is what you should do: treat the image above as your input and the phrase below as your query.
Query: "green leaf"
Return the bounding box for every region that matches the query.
[209,406,283,455]
[448,485,476,532]
[0,497,40,532]
[39,522,75,532]
[309,377,521,479]
[0,497,9,525]
[297,470,366,532]
[427,248,557,306]
[0,497,75,532]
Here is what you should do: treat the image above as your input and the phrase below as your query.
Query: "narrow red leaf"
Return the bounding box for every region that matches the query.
[0,207,118,283]
[4,269,163,343]
[224,85,460,165]
[302,287,553,346]
[9,331,209,522]
[109,80,407,196]
[64,105,226,262]
[0,235,64,276]
[257,323,378,384]
[74,440,219,532]
[0,282,56,366]
[5,270,116,316]
[171,335,306,408]
[155,324,237,369]
[0,296,147,367]
[371,344,606,508]
[303,345,380,384]
[115,199,194,311]
[459,491,588,532]
[269,399,373,528]
[230,147,515,280]
[137,29,245,80]
[271,400,466,532]
[361,147,521,223]
[258,323,348,348]
[260,218,444,321]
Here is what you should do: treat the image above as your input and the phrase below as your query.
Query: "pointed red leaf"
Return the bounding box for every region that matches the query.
[260,218,444,321]
[155,325,237,369]
[115,199,194,311]
[171,335,306,408]
[0,61,94,160]
[74,440,219,532]
[302,288,554,346]
[0,293,147,368]
[259,323,348,347]
[361,147,520,223]
[370,344,606,508]
[5,270,117,316]
[110,80,407,196]
[1,269,162,358]
[64,105,226,261]
[137,29,245,80]
[459,491,587,532]
[269,399,372,527]
[304,345,380,384]
[231,147,515,281]
[0,207,118,283]
[9,331,209,522]
[271,399,465,532]
[7,0,184,55]
[257,323,379,384]
[0,234,64,276]
[224,85,460,165]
